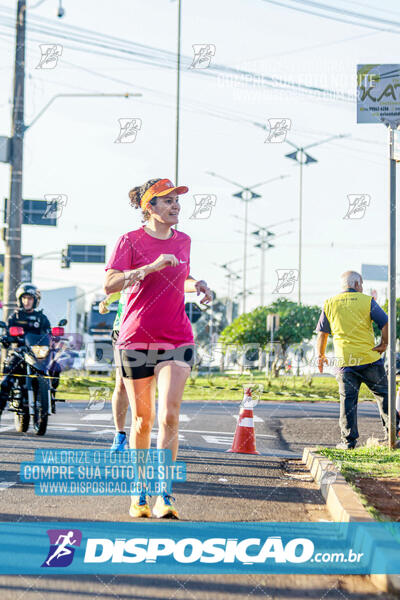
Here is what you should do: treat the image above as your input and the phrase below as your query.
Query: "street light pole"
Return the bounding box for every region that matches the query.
[252,230,274,306]
[3,0,26,321]
[23,93,141,132]
[3,70,140,315]
[207,171,289,313]
[298,148,304,305]
[283,134,349,304]
[243,197,249,312]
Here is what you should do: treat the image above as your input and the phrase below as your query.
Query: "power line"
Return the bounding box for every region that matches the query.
[0,5,354,102]
[262,0,400,34]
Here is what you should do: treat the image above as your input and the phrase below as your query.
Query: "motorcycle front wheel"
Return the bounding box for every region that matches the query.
[33,376,49,436]
[14,405,30,433]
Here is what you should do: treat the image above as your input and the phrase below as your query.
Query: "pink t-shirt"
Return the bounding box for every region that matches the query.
[105,226,194,350]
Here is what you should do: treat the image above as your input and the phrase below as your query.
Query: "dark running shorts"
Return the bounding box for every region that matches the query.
[118,345,195,379]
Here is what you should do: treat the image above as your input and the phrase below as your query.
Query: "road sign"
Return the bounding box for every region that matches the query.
[357,64,400,127]
[0,254,32,282]
[67,245,106,264]
[361,263,388,282]
[3,198,57,226]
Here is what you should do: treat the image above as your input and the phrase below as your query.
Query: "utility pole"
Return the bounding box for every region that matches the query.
[3,0,26,321]
[388,127,397,449]
[175,0,182,187]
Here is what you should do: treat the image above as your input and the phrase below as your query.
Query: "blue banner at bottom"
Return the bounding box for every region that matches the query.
[0,522,399,574]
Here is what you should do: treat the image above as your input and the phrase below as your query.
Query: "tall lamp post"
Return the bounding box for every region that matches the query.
[284,135,349,304]
[233,215,297,307]
[206,171,289,313]
[253,123,348,304]
[252,228,293,306]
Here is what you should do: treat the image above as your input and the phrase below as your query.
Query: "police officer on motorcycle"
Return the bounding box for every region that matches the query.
[0,283,61,415]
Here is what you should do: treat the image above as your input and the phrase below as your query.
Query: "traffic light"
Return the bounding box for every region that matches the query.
[185,302,203,323]
[61,248,71,268]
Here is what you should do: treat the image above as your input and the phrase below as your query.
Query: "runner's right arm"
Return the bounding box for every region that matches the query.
[104,255,179,294]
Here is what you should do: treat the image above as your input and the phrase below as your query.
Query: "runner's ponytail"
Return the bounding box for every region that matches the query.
[129,179,162,221]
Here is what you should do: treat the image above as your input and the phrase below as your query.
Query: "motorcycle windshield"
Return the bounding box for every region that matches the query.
[25,332,50,347]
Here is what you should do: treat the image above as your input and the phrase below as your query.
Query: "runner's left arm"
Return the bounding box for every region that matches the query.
[99,291,121,314]
[184,276,213,304]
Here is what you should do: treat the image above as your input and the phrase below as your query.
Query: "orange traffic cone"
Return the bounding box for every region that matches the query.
[227,388,260,455]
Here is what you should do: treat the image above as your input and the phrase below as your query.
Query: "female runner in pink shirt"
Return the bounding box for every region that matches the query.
[104,178,212,519]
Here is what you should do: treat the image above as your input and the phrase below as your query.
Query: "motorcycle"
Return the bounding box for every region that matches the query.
[0,318,67,436]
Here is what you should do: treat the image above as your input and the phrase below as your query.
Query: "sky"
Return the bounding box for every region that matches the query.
[0,0,399,313]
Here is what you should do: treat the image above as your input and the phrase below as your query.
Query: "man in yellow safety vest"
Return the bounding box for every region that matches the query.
[316,270,398,449]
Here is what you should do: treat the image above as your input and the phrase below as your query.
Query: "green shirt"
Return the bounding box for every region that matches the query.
[103,292,127,332]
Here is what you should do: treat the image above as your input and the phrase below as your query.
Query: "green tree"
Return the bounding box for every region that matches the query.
[219,298,321,375]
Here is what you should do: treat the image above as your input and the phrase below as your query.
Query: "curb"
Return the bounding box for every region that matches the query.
[302,447,400,596]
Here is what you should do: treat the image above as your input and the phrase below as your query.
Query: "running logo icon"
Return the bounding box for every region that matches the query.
[42,529,82,568]
[114,118,142,143]
[43,194,68,220]
[343,194,371,219]
[273,269,298,294]
[189,194,217,219]
[36,44,63,69]
[189,44,216,69]
[265,119,291,143]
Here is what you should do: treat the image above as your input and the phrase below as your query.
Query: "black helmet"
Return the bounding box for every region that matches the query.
[16,283,41,309]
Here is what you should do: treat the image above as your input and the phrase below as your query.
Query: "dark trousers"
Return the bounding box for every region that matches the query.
[0,354,23,412]
[336,361,399,444]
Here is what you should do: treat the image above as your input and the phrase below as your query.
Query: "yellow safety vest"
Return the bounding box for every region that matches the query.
[323,292,381,367]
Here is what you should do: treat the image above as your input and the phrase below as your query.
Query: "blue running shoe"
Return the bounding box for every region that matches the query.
[110,432,128,452]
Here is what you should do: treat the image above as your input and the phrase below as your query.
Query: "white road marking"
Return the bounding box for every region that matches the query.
[181,428,274,438]
[0,481,16,490]
[41,422,276,438]
[88,430,186,441]
[151,431,185,441]
[81,413,113,421]
[48,426,78,431]
[202,435,233,445]
[179,414,190,422]
[89,429,114,436]
[234,414,264,423]
[0,425,17,432]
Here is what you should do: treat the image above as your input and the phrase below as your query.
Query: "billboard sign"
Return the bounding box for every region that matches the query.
[357,64,400,127]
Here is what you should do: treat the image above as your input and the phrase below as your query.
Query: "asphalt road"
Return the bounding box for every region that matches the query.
[0,399,395,599]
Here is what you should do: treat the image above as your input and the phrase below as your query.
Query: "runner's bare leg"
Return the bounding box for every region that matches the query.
[155,362,190,461]
[123,376,156,449]
[112,369,129,432]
